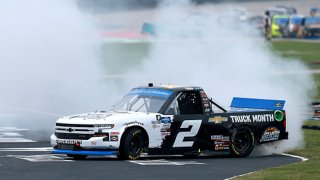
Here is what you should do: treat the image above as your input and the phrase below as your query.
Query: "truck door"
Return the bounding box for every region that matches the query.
[161,91,208,154]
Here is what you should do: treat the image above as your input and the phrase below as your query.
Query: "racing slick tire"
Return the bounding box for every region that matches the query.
[230,126,255,157]
[118,128,145,160]
[66,154,88,160]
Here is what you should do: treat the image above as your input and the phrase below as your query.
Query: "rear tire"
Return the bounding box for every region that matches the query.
[230,126,255,157]
[118,128,145,160]
[66,154,87,160]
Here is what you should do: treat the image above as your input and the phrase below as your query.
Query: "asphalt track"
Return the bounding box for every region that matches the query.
[0,141,301,180]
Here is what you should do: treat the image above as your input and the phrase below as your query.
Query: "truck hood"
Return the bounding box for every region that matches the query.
[56,111,157,125]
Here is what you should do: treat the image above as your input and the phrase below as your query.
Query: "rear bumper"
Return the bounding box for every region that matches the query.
[281,131,289,140]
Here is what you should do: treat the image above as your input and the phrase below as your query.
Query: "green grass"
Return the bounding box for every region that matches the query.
[236,129,320,179]
[271,41,320,63]
[304,120,320,127]
[313,74,320,99]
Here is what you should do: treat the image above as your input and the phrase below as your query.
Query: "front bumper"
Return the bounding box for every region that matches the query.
[50,134,120,152]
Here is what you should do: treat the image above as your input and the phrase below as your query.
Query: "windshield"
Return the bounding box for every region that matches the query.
[111,88,173,113]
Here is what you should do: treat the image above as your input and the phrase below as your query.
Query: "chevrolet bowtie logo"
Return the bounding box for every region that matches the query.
[67,128,74,132]
[208,116,228,123]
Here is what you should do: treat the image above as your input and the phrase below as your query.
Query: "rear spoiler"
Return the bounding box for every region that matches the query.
[230,97,285,110]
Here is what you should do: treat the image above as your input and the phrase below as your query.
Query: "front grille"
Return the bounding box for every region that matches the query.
[56,123,95,128]
[55,132,92,140]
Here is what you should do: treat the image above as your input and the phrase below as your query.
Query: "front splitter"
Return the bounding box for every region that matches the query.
[51,149,117,156]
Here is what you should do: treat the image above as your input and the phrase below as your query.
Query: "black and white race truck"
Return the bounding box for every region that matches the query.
[51,84,288,160]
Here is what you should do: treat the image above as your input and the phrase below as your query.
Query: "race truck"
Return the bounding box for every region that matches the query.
[51,84,288,160]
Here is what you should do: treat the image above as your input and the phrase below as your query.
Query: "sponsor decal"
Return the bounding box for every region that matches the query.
[215,146,229,150]
[185,87,194,90]
[204,108,211,113]
[125,121,144,126]
[162,124,171,128]
[214,143,230,150]
[230,114,274,123]
[151,121,159,124]
[252,114,274,122]
[214,141,224,145]
[161,132,171,136]
[160,125,171,139]
[160,117,172,124]
[260,127,280,142]
[211,135,229,141]
[152,124,160,129]
[91,141,97,146]
[211,135,223,140]
[275,102,283,107]
[111,132,120,135]
[161,128,171,132]
[208,116,228,123]
[110,136,119,141]
[56,139,82,145]
[127,88,173,99]
[203,103,210,108]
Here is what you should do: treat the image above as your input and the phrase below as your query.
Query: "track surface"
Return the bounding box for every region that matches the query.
[0,142,301,180]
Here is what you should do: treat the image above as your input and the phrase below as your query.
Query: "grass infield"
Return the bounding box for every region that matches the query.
[271,40,320,63]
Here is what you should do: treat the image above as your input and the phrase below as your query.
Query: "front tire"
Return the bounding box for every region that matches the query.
[118,128,145,160]
[230,126,255,157]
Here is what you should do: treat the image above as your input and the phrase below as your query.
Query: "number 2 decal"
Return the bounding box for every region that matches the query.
[173,120,202,148]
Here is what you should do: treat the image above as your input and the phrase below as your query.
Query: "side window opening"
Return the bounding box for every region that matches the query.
[165,91,203,115]
[165,99,180,115]
[178,91,203,114]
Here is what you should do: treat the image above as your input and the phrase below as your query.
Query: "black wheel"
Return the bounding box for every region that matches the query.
[230,126,255,157]
[118,128,146,160]
[66,154,87,160]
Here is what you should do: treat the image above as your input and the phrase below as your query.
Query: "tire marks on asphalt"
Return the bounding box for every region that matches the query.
[129,159,205,165]
[0,147,52,152]
[0,127,35,142]
[6,154,73,162]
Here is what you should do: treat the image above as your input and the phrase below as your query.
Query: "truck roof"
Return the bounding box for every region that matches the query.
[135,84,204,93]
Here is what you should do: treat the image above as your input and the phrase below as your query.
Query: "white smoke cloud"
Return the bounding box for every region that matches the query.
[124,0,315,154]
[0,0,108,139]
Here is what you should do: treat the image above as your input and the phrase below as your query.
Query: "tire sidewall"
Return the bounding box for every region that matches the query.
[230,126,255,157]
[119,128,144,160]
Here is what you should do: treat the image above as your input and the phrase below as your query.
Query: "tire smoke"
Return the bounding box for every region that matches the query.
[0,0,107,140]
[124,0,315,154]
